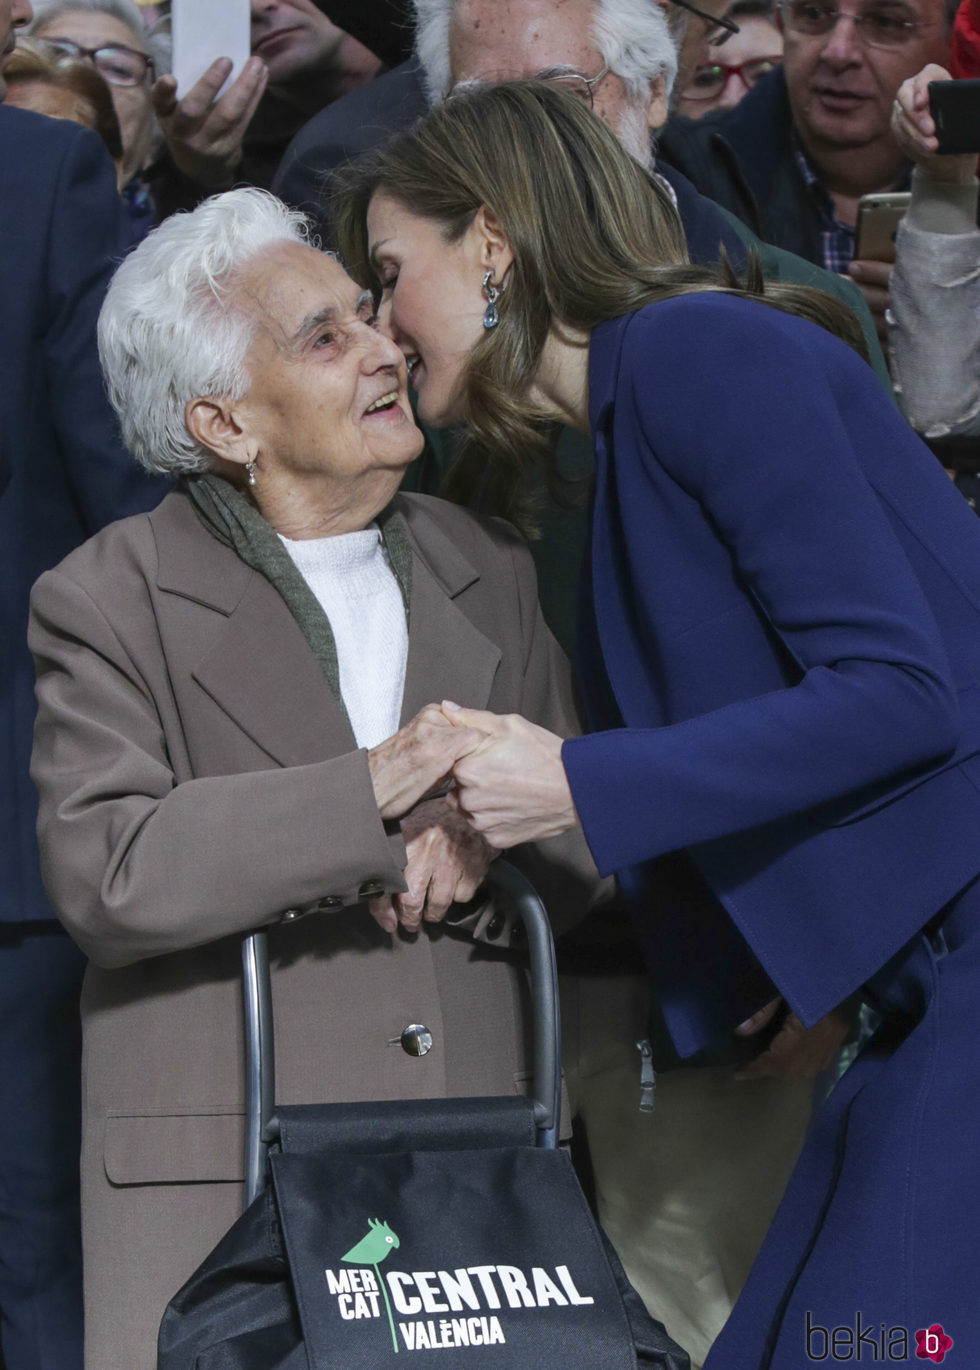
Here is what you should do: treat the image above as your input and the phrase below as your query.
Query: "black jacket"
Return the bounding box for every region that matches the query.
[658,67,827,265]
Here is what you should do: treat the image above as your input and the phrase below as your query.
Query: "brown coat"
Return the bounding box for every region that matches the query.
[29,487,597,1370]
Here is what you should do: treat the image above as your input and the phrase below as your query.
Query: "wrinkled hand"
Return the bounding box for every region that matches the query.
[732,997,853,1081]
[368,704,486,821]
[891,63,978,184]
[151,57,268,189]
[846,258,892,343]
[368,792,495,934]
[442,701,579,849]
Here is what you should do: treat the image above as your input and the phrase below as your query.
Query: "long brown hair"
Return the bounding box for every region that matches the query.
[333,81,868,531]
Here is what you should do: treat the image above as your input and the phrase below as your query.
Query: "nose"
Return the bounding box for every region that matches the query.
[13,0,34,26]
[819,12,863,63]
[361,316,407,373]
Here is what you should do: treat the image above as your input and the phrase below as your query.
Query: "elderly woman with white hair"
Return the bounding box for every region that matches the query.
[28,187,594,1370]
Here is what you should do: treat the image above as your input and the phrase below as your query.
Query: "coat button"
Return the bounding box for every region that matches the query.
[358,879,385,900]
[400,1024,433,1057]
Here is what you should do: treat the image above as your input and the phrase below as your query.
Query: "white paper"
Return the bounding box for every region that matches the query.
[171,0,251,99]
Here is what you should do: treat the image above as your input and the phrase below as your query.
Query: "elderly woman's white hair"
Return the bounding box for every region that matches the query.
[413,0,677,106]
[98,188,312,478]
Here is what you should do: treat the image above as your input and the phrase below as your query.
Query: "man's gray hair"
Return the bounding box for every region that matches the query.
[28,0,170,75]
[98,189,311,478]
[414,0,676,106]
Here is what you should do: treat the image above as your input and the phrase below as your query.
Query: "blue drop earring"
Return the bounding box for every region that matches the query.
[482,270,500,330]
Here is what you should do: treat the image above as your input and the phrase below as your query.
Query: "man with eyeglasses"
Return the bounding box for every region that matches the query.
[660,0,958,335]
[0,1,168,1366]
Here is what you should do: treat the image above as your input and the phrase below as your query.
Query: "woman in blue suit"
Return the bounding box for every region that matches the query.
[335,80,980,1366]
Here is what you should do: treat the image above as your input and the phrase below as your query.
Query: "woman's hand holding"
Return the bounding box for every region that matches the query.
[368,705,485,821]
[441,702,579,848]
[368,792,495,934]
[891,64,978,184]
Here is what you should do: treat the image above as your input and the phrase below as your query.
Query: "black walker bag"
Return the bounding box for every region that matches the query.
[158,862,690,1369]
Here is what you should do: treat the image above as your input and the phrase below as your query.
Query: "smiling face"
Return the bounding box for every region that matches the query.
[366,192,495,428]
[207,242,423,534]
[780,0,950,158]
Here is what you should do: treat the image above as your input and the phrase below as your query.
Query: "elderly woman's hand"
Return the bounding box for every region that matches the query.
[368,705,486,821]
[151,58,268,190]
[891,64,978,184]
[368,792,495,934]
[441,702,579,848]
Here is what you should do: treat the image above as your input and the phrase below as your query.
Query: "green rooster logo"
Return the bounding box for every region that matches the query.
[342,1219,401,1352]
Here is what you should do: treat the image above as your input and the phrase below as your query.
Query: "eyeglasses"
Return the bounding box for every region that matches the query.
[533,62,611,108]
[681,55,782,99]
[776,0,939,47]
[671,0,742,47]
[40,37,154,85]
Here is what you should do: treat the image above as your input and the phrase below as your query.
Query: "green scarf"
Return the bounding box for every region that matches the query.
[185,474,413,731]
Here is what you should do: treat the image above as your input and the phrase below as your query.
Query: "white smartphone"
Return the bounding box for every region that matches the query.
[171,0,251,98]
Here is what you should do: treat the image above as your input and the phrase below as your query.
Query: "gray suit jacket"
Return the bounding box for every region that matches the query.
[29,486,597,1370]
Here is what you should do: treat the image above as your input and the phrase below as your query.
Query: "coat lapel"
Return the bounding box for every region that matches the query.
[151,489,501,763]
[191,573,356,766]
[152,492,354,768]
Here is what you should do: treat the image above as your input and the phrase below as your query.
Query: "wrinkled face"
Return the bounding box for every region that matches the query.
[780,0,950,156]
[450,0,667,164]
[231,242,423,491]
[366,192,491,429]
[32,9,155,179]
[0,0,33,100]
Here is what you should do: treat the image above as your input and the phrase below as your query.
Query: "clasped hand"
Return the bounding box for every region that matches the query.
[363,703,576,934]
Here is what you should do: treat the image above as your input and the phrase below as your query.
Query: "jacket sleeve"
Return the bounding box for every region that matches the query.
[29,566,407,969]
[889,174,980,439]
[564,297,961,877]
[44,124,169,530]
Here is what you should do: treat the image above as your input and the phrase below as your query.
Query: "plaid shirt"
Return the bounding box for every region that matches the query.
[792,134,857,273]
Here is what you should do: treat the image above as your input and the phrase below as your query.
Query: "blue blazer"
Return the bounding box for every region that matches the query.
[0,106,168,925]
[562,294,980,1057]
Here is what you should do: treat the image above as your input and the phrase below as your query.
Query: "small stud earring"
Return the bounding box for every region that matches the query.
[246,458,257,487]
[482,270,500,330]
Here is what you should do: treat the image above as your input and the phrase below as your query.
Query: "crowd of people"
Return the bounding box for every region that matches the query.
[2,0,979,1368]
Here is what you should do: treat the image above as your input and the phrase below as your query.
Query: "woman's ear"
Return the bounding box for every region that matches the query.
[474,204,515,284]
[185,397,250,472]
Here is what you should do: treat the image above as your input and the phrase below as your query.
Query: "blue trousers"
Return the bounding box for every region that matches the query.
[706,876,980,1368]
[0,924,85,1370]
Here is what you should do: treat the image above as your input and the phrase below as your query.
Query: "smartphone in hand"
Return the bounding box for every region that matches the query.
[928,79,980,156]
[854,192,911,264]
[171,0,251,98]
